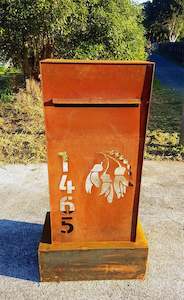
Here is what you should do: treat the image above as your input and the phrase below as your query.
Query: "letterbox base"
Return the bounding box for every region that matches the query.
[38,213,148,282]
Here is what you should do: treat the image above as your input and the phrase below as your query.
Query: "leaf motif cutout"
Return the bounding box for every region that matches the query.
[122,176,129,186]
[114,175,128,199]
[85,172,93,193]
[85,157,131,203]
[107,184,113,203]
[100,173,111,195]
[85,163,103,193]
[91,171,101,188]
[91,163,103,172]
[114,177,121,199]
[100,182,110,196]
[99,173,114,203]
[105,189,109,197]
[119,181,124,197]
[114,166,126,176]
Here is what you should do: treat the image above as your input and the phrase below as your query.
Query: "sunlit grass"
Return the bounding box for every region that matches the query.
[145,80,184,160]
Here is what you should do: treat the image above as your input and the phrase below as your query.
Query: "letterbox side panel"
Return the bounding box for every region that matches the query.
[40,62,152,104]
[131,63,155,241]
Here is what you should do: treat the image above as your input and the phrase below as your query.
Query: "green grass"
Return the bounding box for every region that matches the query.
[145,79,184,160]
[0,65,21,75]
[0,66,6,75]
[0,78,183,164]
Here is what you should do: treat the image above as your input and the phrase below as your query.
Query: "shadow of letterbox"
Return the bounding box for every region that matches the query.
[0,219,43,282]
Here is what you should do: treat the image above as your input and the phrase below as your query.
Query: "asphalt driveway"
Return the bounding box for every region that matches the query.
[0,161,183,300]
[150,53,184,93]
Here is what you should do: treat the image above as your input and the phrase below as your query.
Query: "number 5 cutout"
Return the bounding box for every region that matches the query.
[61,217,74,233]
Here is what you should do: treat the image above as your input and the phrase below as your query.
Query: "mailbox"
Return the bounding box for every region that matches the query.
[38,59,155,281]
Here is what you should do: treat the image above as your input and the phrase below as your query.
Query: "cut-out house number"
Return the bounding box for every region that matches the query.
[58,152,75,234]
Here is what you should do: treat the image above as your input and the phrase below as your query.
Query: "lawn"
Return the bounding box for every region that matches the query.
[145,80,184,160]
[0,79,183,164]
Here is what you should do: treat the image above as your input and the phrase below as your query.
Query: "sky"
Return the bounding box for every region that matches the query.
[135,0,149,3]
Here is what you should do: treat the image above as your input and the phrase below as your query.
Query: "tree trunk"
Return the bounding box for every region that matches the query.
[22,46,31,78]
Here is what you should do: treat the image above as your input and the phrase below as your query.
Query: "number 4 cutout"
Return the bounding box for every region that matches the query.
[59,175,75,194]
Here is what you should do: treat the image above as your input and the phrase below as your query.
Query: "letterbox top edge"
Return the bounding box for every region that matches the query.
[40,59,154,66]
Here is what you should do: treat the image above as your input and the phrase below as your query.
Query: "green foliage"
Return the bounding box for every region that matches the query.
[58,0,146,60]
[0,0,58,77]
[0,73,13,102]
[0,66,7,75]
[0,0,146,78]
[144,0,184,42]
[0,66,23,102]
[0,66,21,75]
[0,87,12,102]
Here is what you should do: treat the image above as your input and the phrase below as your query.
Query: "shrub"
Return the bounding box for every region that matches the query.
[0,0,146,78]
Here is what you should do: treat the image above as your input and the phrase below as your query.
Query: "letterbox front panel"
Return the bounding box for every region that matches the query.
[45,106,140,243]
[41,60,154,244]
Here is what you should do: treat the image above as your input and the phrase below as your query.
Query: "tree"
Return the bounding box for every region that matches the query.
[0,0,146,79]
[58,0,146,61]
[165,0,184,42]
[0,0,87,78]
[144,0,184,43]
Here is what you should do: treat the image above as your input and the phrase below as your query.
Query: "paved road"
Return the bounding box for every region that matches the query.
[150,53,184,93]
[0,162,184,299]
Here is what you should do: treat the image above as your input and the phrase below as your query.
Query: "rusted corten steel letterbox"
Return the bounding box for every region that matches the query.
[38,60,155,282]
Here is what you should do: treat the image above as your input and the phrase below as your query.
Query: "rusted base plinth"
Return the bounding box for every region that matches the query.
[38,213,148,282]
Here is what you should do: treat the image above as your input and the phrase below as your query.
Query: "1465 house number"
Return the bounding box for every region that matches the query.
[58,152,75,234]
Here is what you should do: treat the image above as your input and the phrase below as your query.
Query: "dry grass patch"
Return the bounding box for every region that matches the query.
[0,79,46,164]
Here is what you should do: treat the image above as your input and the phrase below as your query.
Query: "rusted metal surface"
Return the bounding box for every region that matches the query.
[40,59,154,245]
[45,105,140,242]
[39,213,148,281]
[41,60,153,105]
